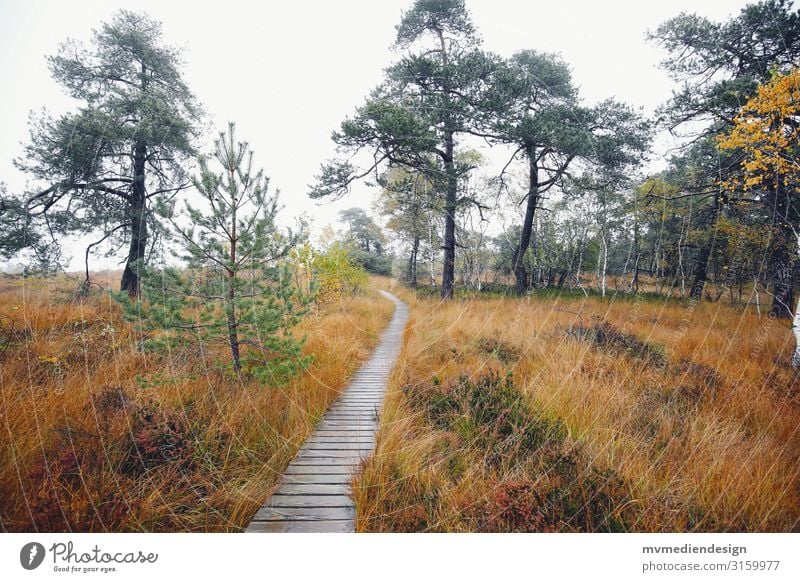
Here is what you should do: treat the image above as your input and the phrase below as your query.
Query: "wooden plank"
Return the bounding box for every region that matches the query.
[302,442,374,450]
[335,398,381,401]
[251,506,355,522]
[279,473,352,485]
[316,421,377,427]
[307,436,375,442]
[321,410,380,416]
[293,458,366,466]
[246,520,354,533]
[313,427,376,434]
[289,463,363,472]
[311,430,375,436]
[317,417,377,422]
[311,427,375,434]
[267,495,354,508]
[306,443,375,449]
[315,420,377,425]
[296,448,371,457]
[289,456,364,465]
[273,483,350,495]
[307,437,375,444]
[321,421,376,426]
[283,465,355,475]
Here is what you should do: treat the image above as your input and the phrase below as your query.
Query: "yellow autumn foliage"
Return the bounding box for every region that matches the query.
[719,68,800,190]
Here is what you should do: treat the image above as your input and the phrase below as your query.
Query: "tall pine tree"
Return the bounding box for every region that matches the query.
[16,10,200,295]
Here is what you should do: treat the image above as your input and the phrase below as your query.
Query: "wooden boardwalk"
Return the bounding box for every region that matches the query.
[245,290,409,533]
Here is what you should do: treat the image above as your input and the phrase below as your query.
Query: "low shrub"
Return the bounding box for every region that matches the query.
[406,372,566,467]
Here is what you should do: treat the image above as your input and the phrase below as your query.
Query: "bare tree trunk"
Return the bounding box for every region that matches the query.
[689,243,711,301]
[792,228,800,368]
[442,178,456,299]
[770,243,795,319]
[428,217,436,287]
[226,267,241,373]
[435,28,457,301]
[120,142,148,298]
[513,145,538,295]
[599,226,608,297]
[226,169,241,373]
[575,233,587,294]
[408,236,419,287]
[677,229,686,298]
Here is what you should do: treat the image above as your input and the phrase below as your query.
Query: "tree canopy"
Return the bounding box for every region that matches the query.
[14,10,201,294]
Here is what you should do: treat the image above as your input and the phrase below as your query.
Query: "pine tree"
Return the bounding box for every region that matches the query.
[122,123,311,382]
[16,10,200,295]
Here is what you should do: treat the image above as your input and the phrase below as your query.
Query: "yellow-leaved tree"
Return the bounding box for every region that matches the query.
[719,68,800,365]
[719,68,799,190]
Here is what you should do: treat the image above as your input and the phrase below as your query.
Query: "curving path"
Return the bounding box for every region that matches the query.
[245,290,409,533]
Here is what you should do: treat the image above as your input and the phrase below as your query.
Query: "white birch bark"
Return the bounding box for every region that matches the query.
[792,228,800,368]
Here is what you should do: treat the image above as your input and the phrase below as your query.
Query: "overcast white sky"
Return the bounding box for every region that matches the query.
[0,0,752,270]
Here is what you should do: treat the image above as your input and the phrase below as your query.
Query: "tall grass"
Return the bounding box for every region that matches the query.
[354,282,800,531]
[0,274,393,532]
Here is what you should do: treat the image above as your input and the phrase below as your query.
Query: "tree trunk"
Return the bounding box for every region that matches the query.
[689,243,711,301]
[441,130,457,300]
[408,236,419,287]
[770,247,795,319]
[598,225,608,297]
[631,252,640,294]
[433,28,457,301]
[429,219,437,287]
[769,181,795,319]
[512,145,538,295]
[120,142,148,298]
[791,229,800,368]
[226,174,241,373]
[226,268,241,373]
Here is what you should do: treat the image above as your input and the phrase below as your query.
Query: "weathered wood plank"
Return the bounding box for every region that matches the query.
[311,430,375,436]
[307,437,375,445]
[251,506,355,522]
[293,458,365,466]
[300,442,374,450]
[283,465,355,475]
[267,495,354,508]
[296,449,371,459]
[279,473,352,484]
[315,423,377,431]
[273,483,350,495]
[246,520,354,533]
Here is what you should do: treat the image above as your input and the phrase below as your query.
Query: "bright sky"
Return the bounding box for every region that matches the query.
[0,0,752,271]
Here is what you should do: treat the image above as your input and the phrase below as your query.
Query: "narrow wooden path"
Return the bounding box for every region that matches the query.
[245,290,409,533]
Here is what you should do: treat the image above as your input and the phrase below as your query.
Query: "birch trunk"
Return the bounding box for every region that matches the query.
[792,230,800,369]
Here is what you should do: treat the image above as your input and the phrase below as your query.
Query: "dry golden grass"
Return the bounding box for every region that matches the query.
[354,282,800,532]
[0,274,393,532]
